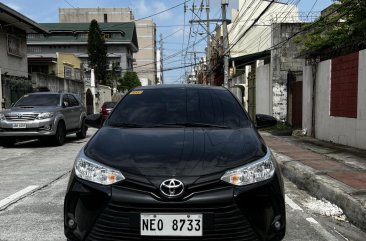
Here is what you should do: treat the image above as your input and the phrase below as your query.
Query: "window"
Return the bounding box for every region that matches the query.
[104,14,108,23]
[64,66,72,79]
[75,69,81,80]
[67,94,79,107]
[15,94,60,107]
[7,35,22,57]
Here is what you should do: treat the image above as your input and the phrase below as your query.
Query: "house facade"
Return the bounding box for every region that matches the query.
[0,3,48,109]
[27,22,138,84]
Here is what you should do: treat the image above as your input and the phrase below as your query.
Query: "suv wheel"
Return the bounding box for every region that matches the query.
[76,119,88,139]
[1,137,16,147]
[53,122,66,146]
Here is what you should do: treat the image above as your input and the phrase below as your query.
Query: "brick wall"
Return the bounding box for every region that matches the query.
[330,52,359,118]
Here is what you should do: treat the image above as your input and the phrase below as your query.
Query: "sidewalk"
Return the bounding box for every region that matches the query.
[261,132,366,231]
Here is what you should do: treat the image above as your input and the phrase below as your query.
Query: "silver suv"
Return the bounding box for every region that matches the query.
[0,92,87,147]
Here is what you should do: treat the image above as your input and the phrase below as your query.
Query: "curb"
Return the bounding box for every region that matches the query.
[272,150,366,232]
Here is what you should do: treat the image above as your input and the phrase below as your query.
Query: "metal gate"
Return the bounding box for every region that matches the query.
[247,68,256,120]
[291,81,303,128]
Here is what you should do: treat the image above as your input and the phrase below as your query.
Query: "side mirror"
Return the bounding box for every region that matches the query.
[85,114,103,129]
[255,114,277,129]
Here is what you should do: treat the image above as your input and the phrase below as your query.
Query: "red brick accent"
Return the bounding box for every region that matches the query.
[330,52,359,118]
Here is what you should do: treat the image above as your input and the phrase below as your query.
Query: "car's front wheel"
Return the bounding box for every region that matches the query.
[76,118,88,139]
[53,122,66,146]
[1,137,16,147]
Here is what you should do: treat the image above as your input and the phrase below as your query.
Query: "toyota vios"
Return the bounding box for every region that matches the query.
[64,85,286,241]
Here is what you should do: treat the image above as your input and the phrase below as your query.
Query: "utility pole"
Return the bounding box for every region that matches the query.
[159,33,164,84]
[221,0,229,88]
[206,0,211,85]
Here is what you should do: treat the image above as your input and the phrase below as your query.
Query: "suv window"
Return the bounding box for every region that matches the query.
[15,94,60,107]
[108,88,248,129]
[68,94,79,107]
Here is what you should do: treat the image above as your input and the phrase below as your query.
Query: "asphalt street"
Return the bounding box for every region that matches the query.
[0,129,365,241]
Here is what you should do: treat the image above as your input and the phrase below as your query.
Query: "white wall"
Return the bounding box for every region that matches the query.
[309,49,366,149]
[302,64,313,135]
[256,63,271,115]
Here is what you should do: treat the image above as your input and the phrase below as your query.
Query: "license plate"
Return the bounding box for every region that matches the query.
[12,123,26,128]
[141,214,202,236]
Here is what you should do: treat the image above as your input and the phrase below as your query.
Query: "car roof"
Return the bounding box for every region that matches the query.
[133,84,226,91]
[28,92,73,95]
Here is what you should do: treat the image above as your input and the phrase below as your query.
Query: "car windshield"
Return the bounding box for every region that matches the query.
[14,94,60,107]
[107,88,249,129]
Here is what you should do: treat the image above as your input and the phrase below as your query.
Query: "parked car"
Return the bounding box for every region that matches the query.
[0,92,88,147]
[64,85,285,241]
[100,101,117,122]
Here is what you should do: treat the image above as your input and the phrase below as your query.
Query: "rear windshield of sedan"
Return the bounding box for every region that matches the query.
[108,88,249,129]
[14,94,60,107]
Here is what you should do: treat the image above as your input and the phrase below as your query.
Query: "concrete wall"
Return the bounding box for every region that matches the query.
[256,63,271,115]
[271,23,303,121]
[303,49,366,149]
[302,64,313,135]
[59,8,133,23]
[31,73,84,100]
[0,31,28,78]
[96,85,112,111]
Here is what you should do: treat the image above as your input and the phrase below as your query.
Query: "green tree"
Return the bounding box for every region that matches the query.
[87,19,108,85]
[296,0,366,54]
[117,71,141,92]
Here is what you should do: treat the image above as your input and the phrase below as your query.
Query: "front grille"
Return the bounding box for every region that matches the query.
[86,201,259,241]
[5,113,38,121]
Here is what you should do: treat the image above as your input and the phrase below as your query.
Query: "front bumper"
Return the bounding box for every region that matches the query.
[0,119,56,137]
[64,172,286,241]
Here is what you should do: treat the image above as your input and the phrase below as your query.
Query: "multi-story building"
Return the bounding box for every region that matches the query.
[27,22,139,84]
[59,8,157,85]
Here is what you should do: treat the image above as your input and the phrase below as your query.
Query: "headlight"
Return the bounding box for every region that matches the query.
[37,112,54,119]
[0,113,5,121]
[221,149,275,186]
[74,149,125,185]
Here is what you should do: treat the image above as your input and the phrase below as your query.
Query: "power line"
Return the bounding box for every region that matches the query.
[103,0,192,30]
[62,0,76,9]
[227,0,275,54]
[269,0,357,51]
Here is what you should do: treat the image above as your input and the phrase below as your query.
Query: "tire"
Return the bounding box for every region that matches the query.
[53,122,66,146]
[1,137,16,147]
[76,118,88,139]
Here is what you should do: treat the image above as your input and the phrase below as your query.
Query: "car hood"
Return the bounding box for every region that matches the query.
[85,127,267,177]
[3,106,60,114]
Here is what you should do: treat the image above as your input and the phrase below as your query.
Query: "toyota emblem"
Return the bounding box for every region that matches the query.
[17,113,23,118]
[160,179,184,197]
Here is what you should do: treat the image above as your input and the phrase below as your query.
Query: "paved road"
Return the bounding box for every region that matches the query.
[0,130,365,241]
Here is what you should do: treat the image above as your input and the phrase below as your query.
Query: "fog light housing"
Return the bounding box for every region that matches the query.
[67,218,76,229]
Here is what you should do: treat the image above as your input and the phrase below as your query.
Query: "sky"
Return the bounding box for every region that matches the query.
[1,0,333,84]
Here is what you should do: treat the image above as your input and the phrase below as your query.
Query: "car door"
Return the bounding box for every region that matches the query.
[68,94,82,129]
[61,94,73,130]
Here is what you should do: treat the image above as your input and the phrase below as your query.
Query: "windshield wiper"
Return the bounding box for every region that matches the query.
[109,122,145,128]
[157,122,230,129]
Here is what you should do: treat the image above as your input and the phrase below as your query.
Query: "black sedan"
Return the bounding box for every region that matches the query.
[64,85,285,241]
